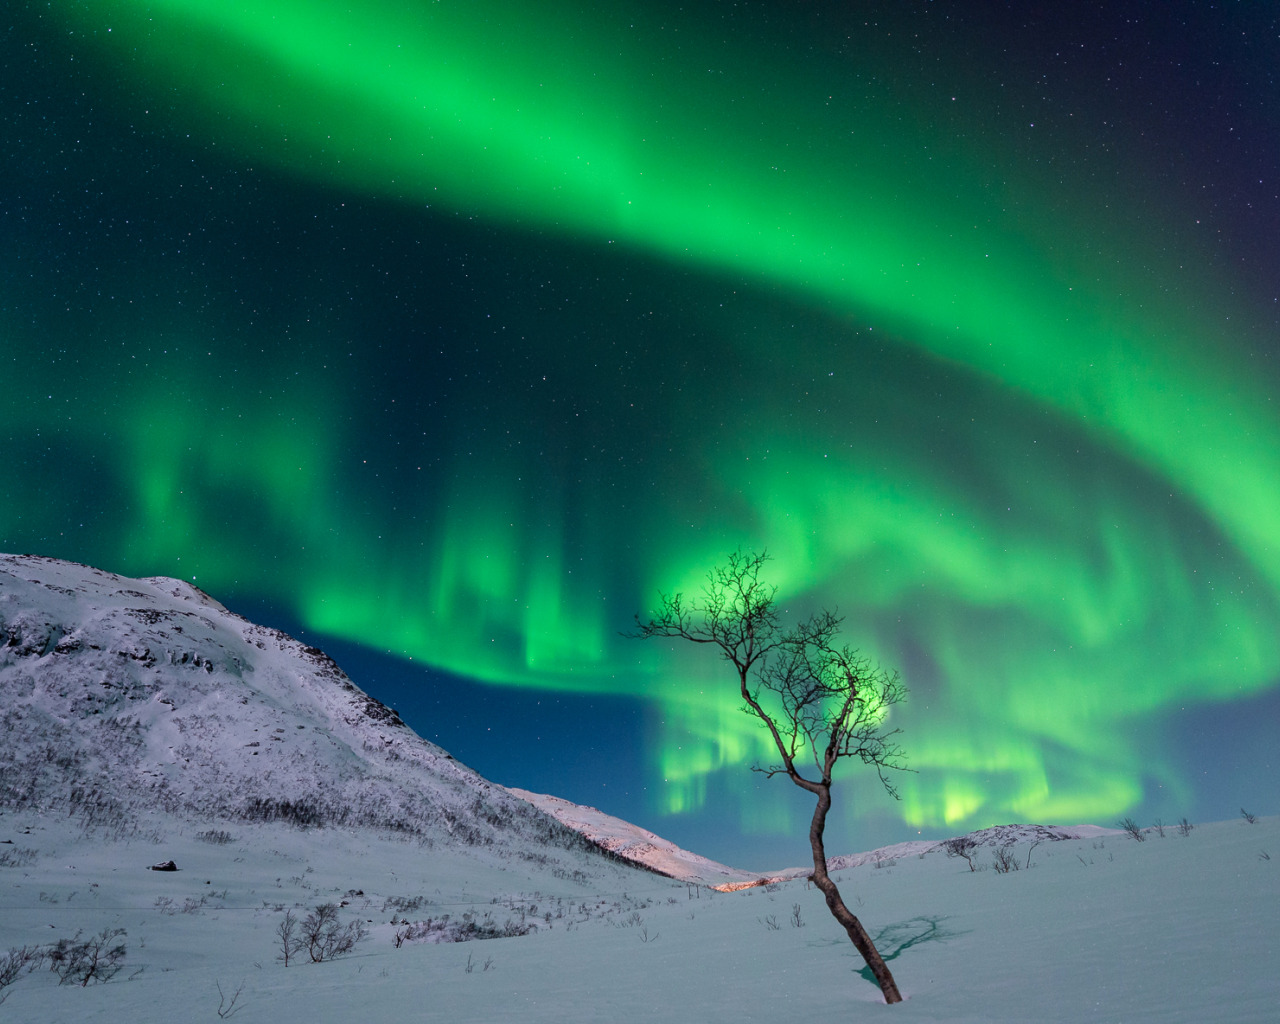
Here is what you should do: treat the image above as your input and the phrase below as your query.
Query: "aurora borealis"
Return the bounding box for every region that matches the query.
[4,1,1277,863]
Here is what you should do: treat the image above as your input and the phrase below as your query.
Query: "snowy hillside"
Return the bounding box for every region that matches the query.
[508,787,767,886]
[822,823,1119,871]
[0,553,627,856]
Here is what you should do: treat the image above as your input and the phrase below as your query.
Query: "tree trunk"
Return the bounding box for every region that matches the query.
[808,783,903,1004]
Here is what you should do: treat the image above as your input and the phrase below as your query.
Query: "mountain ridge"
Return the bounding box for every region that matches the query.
[0,553,592,855]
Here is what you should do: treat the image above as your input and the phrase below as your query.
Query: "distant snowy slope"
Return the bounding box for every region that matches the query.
[509,795,1078,892]
[822,823,1120,871]
[507,787,765,886]
[0,553,596,852]
[506,792,1122,887]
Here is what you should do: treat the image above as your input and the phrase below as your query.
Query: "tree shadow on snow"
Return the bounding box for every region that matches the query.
[853,915,968,987]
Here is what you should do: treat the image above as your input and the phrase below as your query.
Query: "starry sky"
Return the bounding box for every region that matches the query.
[4,1,1278,867]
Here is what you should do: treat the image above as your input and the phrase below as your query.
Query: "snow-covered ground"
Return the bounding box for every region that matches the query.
[2,812,1276,1022]
[3,555,1278,1021]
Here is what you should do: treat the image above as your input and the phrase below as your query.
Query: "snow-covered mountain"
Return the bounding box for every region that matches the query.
[0,553,613,856]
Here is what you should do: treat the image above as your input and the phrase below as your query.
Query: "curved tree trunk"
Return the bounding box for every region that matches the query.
[808,783,903,1004]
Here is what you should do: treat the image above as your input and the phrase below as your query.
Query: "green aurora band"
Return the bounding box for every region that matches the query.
[11,1,1278,836]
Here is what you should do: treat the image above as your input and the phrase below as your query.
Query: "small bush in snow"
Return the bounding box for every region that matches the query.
[1241,807,1257,825]
[1177,817,1194,837]
[0,846,38,868]
[991,846,1019,874]
[0,945,45,1003]
[942,835,980,871]
[393,912,536,946]
[216,978,247,1019]
[1118,817,1145,842]
[49,928,127,986]
[299,904,366,963]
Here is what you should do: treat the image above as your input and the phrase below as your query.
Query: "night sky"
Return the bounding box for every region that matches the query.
[4,1,1278,867]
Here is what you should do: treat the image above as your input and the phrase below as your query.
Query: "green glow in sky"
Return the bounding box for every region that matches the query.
[15,1,1279,844]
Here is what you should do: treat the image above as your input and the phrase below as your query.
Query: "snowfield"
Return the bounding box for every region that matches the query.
[2,555,1277,1021]
[2,812,1276,1023]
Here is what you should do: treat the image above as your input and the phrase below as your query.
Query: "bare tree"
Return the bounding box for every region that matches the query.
[631,550,908,1004]
[299,904,366,963]
[991,845,1019,874]
[1118,817,1145,842]
[275,910,301,966]
[942,834,980,871]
